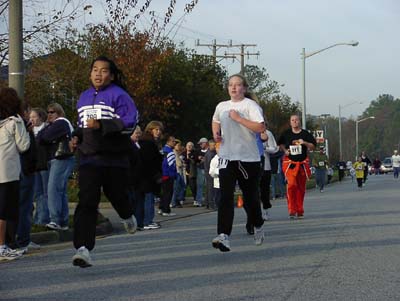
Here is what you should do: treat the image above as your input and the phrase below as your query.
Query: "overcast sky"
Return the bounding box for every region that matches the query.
[106,0,398,119]
[22,0,400,118]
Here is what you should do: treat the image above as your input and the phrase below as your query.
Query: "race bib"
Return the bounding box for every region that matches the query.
[218,158,229,169]
[83,108,102,128]
[318,161,325,167]
[339,166,344,170]
[289,145,302,155]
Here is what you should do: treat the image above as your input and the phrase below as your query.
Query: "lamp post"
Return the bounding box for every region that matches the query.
[301,41,359,130]
[356,116,375,159]
[339,101,363,161]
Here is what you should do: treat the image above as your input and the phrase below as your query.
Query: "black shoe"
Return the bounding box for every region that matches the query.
[246,223,254,235]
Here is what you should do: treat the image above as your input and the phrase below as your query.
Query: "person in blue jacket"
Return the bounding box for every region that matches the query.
[159,136,177,216]
[70,56,139,268]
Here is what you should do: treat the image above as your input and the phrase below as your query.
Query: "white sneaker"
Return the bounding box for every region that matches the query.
[254,225,265,246]
[27,241,41,250]
[122,215,137,234]
[72,246,92,268]
[0,247,23,261]
[143,222,161,230]
[162,212,176,217]
[46,222,62,230]
[212,233,231,252]
[18,241,41,254]
[262,209,269,221]
[193,201,198,206]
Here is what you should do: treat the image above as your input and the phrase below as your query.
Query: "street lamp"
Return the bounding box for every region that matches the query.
[301,40,359,130]
[356,116,375,159]
[339,101,363,160]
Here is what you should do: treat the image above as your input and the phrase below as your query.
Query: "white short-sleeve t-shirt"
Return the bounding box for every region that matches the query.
[212,97,264,162]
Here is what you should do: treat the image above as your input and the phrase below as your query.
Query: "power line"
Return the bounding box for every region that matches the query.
[196,39,259,73]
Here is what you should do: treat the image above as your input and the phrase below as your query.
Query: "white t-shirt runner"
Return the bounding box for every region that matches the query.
[212,97,264,162]
[392,154,400,168]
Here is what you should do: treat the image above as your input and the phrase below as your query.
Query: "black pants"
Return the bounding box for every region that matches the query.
[73,165,134,251]
[259,170,272,209]
[160,177,174,213]
[186,176,197,200]
[357,178,363,188]
[338,170,345,181]
[218,161,263,235]
[363,167,368,183]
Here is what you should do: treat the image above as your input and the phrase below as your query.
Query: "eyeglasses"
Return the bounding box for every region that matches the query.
[47,111,55,114]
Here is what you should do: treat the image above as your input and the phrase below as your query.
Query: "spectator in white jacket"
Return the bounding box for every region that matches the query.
[0,88,30,261]
[259,127,279,221]
[209,142,224,209]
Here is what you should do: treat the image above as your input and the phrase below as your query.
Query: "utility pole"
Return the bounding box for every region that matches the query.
[9,0,24,99]
[195,39,235,64]
[225,43,259,74]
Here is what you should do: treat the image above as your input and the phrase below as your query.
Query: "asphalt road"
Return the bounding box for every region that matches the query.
[1,174,400,301]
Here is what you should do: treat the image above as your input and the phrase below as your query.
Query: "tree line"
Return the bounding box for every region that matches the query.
[1,1,397,161]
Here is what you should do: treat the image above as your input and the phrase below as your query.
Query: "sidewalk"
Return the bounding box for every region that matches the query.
[30,198,213,245]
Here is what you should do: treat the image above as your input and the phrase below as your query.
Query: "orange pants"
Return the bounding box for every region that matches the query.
[282,157,310,216]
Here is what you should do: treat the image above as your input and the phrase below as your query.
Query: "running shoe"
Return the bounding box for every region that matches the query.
[121,215,137,234]
[262,209,269,221]
[212,233,231,252]
[0,247,23,261]
[254,225,265,246]
[72,246,92,268]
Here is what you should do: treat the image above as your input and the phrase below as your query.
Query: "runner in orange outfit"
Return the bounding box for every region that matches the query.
[278,115,316,219]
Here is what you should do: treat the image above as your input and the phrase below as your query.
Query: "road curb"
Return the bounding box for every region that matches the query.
[31,218,114,245]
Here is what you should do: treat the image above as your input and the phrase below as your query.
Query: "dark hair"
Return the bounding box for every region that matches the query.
[0,87,23,119]
[90,56,127,90]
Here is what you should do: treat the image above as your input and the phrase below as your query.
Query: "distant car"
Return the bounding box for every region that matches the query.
[381,157,393,173]
[369,165,384,175]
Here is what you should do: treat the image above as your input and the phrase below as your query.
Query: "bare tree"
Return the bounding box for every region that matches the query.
[0,0,93,65]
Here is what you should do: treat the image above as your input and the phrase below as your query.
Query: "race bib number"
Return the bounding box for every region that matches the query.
[218,158,229,169]
[289,145,302,155]
[318,161,325,167]
[83,108,101,128]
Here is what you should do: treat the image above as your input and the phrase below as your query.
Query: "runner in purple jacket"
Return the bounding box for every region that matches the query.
[71,56,139,268]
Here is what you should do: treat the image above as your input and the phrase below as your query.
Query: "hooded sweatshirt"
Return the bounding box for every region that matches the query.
[0,115,30,183]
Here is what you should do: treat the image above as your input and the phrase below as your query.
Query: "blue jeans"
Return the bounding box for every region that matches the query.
[394,167,400,178]
[196,168,205,204]
[143,192,155,226]
[315,169,326,190]
[171,174,186,206]
[48,157,74,227]
[17,172,35,247]
[271,173,285,198]
[33,170,50,225]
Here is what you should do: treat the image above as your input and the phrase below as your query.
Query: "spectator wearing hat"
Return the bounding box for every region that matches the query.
[194,137,208,207]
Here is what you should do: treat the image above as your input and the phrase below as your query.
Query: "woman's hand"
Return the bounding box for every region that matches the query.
[229,109,241,122]
[260,132,268,141]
